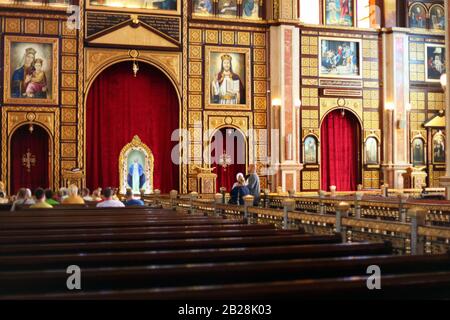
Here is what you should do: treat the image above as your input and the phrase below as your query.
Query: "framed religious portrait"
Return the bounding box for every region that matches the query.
[303,136,318,164]
[242,0,260,20]
[217,0,238,17]
[324,0,355,27]
[425,44,446,82]
[430,4,445,31]
[408,2,427,29]
[192,0,214,16]
[87,0,179,14]
[319,37,362,78]
[4,36,59,105]
[205,46,251,110]
[364,136,379,165]
[411,137,426,166]
[432,132,445,164]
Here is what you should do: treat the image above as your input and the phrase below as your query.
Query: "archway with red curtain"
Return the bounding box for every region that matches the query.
[320,109,361,191]
[86,61,179,193]
[10,124,50,195]
[211,127,247,192]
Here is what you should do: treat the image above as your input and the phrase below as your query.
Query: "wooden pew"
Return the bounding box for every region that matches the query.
[1,253,449,295]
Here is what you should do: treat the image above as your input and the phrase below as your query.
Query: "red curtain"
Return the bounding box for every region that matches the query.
[86,62,179,193]
[212,128,246,192]
[10,125,49,194]
[321,110,360,191]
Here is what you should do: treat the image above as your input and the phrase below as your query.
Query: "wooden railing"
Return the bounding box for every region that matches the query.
[144,191,450,255]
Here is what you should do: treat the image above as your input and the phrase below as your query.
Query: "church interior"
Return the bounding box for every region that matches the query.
[1,0,450,300]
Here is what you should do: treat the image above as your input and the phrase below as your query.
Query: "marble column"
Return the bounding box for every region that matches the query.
[382,28,411,189]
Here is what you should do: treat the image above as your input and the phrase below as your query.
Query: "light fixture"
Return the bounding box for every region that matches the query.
[28,123,34,134]
[340,109,345,117]
[406,103,412,111]
[272,98,282,107]
[385,102,395,111]
[294,99,302,109]
[440,73,447,90]
[132,60,139,77]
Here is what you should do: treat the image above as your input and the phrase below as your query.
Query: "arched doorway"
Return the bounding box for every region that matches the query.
[86,61,180,193]
[320,109,361,191]
[10,124,51,195]
[210,127,247,192]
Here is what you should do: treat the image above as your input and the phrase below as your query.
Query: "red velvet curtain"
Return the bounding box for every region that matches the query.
[10,125,49,194]
[212,128,246,192]
[86,62,179,193]
[321,110,360,191]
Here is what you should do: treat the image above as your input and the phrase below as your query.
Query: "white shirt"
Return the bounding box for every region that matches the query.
[96,199,125,208]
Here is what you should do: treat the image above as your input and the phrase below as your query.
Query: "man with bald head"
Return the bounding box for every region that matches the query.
[246,164,260,206]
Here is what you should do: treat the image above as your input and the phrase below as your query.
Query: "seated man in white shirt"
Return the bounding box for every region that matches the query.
[96,187,125,208]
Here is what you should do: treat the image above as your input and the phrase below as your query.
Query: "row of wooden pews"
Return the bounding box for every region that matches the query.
[1,207,450,299]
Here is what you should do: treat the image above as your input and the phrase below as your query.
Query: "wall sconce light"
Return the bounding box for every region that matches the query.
[272,98,282,108]
[294,99,302,109]
[385,102,395,111]
[440,73,447,90]
[406,103,412,112]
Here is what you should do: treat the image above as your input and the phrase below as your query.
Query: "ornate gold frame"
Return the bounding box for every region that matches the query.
[425,43,445,83]
[411,133,427,166]
[302,134,319,165]
[204,46,252,110]
[4,35,59,105]
[318,36,363,79]
[364,135,380,165]
[323,0,356,28]
[432,131,445,164]
[408,2,428,30]
[118,135,154,195]
[429,4,445,31]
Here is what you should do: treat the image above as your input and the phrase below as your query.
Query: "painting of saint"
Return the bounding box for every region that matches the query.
[365,137,378,164]
[304,136,317,164]
[412,138,425,166]
[88,0,178,12]
[324,0,354,27]
[426,45,446,82]
[210,53,245,105]
[409,3,427,29]
[10,42,53,100]
[320,38,361,78]
[242,0,259,19]
[430,5,445,31]
[433,134,445,163]
[218,0,237,17]
[127,152,146,194]
[193,0,213,15]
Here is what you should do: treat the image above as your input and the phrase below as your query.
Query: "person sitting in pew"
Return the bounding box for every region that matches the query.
[229,174,250,205]
[45,189,59,206]
[30,188,53,209]
[81,188,93,201]
[10,188,35,211]
[124,189,144,207]
[91,188,103,202]
[57,187,69,202]
[97,188,125,208]
[62,184,85,204]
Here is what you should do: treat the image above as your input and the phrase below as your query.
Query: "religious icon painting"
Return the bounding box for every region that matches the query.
[303,136,318,164]
[430,4,445,31]
[324,0,355,27]
[4,36,59,105]
[242,0,260,19]
[432,132,445,164]
[87,0,179,14]
[319,37,362,78]
[411,137,426,166]
[426,44,446,82]
[205,46,251,110]
[408,2,427,29]
[193,0,214,16]
[217,0,238,17]
[364,136,379,165]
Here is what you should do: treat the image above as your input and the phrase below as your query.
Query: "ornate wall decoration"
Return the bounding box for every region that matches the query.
[319,97,363,124]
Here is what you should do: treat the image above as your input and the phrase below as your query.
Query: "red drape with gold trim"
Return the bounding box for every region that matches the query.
[321,110,360,191]
[10,125,50,194]
[86,62,179,193]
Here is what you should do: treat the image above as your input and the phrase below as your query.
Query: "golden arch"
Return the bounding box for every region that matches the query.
[7,122,54,194]
[83,56,182,192]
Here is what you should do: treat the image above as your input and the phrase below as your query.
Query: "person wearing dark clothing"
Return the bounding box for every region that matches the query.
[229,174,250,205]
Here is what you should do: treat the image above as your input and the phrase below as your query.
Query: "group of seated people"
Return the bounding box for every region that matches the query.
[6,184,145,211]
[228,165,260,206]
